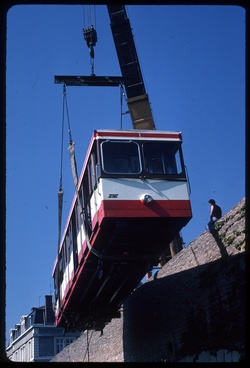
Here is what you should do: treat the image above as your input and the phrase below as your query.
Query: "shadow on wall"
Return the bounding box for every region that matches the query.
[122,252,245,362]
[210,229,229,258]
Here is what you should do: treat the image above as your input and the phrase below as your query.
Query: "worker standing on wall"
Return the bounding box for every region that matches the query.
[206,199,222,232]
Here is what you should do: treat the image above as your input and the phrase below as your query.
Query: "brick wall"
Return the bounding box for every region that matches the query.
[51,197,246,362]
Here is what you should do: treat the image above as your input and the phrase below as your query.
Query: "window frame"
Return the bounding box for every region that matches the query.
[142,141,185,178]
[100,139,142,176]
[98,138,186,180]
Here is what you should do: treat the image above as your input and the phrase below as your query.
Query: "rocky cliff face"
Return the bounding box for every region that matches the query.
[51,197,246,362]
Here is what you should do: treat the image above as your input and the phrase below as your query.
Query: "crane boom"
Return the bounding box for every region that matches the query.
[55,5,155,130]
[107,5,156,130]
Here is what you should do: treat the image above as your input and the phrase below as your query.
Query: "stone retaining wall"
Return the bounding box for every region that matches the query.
[51,198,246,362]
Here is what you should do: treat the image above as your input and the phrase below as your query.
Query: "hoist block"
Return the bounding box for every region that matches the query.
[83,26,98,48]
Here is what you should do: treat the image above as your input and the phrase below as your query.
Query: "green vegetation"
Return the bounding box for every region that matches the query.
[214,203,245,251]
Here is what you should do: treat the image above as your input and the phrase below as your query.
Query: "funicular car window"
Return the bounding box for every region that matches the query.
[143,142,183,175]
[101,140,141,174]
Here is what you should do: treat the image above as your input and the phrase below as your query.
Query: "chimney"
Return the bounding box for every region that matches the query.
[45,295,54,324]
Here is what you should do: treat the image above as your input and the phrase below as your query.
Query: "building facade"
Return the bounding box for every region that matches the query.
[6,295,81,362]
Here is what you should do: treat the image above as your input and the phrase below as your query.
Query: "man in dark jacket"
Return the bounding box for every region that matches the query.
[206,199,222,232]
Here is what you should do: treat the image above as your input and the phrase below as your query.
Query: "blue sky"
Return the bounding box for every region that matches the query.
[5,4,245,345]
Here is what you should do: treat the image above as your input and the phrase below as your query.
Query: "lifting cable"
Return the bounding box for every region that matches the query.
[120,83,124,129]
[82,329,94,362]
[83,5,98,75]
[58,84,78,249]
[57,86,65,250]
[62,86,96,256]
[56,84,67,311]
[120,83,129,130]
[59,84,104,260]
[64,86,79,189]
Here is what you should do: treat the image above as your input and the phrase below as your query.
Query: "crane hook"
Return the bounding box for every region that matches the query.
[83,25,98,60]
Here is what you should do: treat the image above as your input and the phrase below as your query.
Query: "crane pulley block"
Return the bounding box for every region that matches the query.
[83,26,98,48]
[83,26,98,60]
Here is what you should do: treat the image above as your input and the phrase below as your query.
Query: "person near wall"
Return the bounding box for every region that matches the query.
[206,199,222,232]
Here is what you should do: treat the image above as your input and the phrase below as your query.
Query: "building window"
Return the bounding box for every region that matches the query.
[28,340,32,361]
[55,338,75,355]
[39,336,54,357]
[66,338,74,347]
[21,316,27,334]
[55,338,64,355]
[21,345,26,361]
